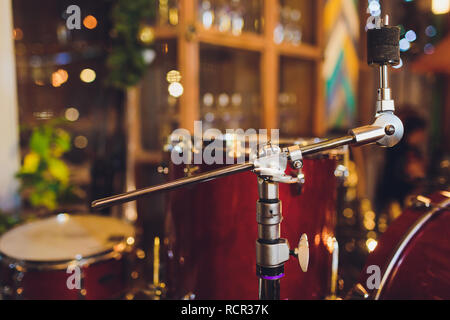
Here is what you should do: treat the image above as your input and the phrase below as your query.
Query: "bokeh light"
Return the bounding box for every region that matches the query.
[13,28,23,41]
[80,68,96,83]
[366,239,378,252]
[166,70,182,83]
[432,0,450,15]
[74,136,89,149]
[424,43,435,55]
[65,107,80,122]
[168,82,184,98]
[425,25,437,37]
[51,69,69,87]
[83,15,98,29]
[405,30,417,42]
[399,38,411,52]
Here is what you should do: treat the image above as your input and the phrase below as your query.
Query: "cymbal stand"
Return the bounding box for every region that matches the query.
[91,15,404,301]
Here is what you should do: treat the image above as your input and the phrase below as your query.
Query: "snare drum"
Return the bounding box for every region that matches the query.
[0,215,135,300]
[351,191,450,300]
[164,138,345,300]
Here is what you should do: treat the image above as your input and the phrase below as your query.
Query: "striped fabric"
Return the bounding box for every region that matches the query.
[323,0,360,130]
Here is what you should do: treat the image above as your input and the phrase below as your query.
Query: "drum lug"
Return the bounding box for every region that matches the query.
[408,195,433,210]
[292,171,305,196]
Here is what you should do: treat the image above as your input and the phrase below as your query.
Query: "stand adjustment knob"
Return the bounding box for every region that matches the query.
[290,234,309,272]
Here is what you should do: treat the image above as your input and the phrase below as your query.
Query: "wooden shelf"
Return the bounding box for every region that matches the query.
[136,150,164,164]
[277,42,322,61]
[154,25,177,39]
[197,27,265,52]
[154,26,323,62]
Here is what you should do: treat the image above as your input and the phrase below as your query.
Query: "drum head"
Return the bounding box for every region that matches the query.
[0,215,134,262]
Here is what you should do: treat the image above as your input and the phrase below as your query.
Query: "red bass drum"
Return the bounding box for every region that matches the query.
[164,139,345,300]
[352,190,450,300]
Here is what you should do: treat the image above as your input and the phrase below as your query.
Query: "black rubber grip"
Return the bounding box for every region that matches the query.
[367,26,400,65]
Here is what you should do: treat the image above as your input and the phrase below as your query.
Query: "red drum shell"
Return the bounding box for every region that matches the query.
[0,215,134,300]
[165,156,339,300]
[357,191,450,300]
[0,256,128,300]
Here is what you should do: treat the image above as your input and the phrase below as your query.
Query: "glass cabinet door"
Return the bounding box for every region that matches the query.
[199,44,261,132]
[197,0,264,35]
[276,0,316,45]
[279,56,315,137]
[140,40,179,152]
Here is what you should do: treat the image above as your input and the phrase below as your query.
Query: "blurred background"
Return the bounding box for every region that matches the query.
[0,0,449,296]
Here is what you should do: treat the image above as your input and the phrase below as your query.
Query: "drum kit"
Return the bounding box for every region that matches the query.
[0,15,448,300]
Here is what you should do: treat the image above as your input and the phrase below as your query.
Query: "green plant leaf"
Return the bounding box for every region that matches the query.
[47,158,70,185]
[21,152,40,174]
[30,128,51,158]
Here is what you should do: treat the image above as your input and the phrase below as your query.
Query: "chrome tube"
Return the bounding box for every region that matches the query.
[259,278,280,300]
[92,135,360,210]
[300,135,355,156]
[91,163,254,209]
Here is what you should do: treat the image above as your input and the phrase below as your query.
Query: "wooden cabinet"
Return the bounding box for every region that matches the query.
[133,0,325,164]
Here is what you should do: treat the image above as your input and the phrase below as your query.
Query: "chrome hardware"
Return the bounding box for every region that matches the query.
[183,165,199,177]
[289,234,309,273]
[346,283,370,300]
[251,143,298,184]
[256,239,290,267]
[297,234,309,272]
[325,238,341,300]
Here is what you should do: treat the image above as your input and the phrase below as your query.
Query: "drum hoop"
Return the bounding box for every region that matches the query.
[374,195,450,300]
[0,244,133,272]
[0,215,135,271]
